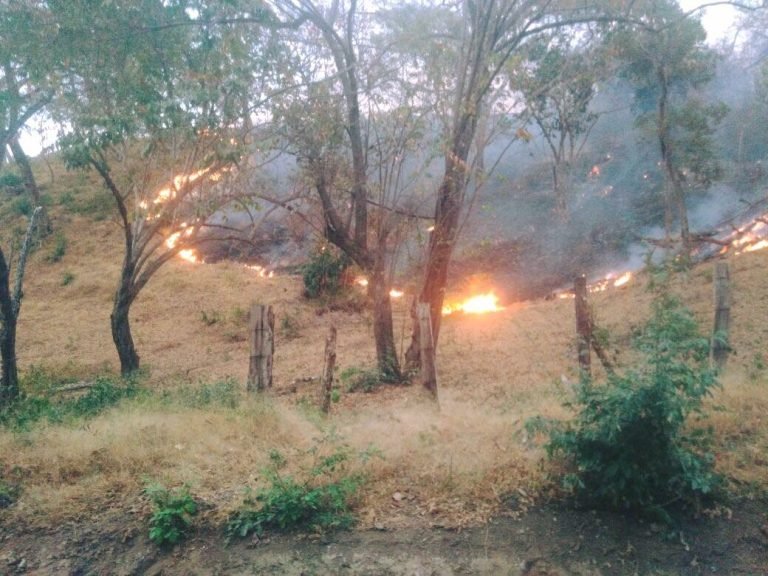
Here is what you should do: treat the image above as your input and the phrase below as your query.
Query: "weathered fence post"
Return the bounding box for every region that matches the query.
[711,261,731,370]
[574,275,591,376]
[320,325,337,413]
[417,303,438,400]
[247,304,274,392]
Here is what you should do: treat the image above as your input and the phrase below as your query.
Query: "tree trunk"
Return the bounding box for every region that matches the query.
[574,275,591,376]
[370,257,401,380]
[111,285,140,376]
[247,304,275,392]
[417,303,438,399]
[320,324,337,413]
[0,248,19,404]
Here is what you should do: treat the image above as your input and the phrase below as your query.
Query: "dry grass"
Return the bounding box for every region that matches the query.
[1,169,768,530]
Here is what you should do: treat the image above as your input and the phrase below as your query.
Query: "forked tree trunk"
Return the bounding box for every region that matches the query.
[9,137,50,236]
[111,286,140,376]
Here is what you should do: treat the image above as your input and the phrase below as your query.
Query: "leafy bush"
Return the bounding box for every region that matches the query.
[227,443,363,540]
[546,293,720,522]
[302,246,349,299]
[10,196,32,217]
[0,171,24,194]
[144,483,198,547]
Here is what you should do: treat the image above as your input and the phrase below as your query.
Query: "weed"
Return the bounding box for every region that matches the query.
[230,306,248,326]
[279,313,302,340]
[0,171,24,193]
[341,365,398,393]
[46,232,67,263]
[226,440,364,540]
[144,482,198,547]
[546,292,720,523]
[61,271,75,286]
[173,378,240,409]
[200,309,222,326]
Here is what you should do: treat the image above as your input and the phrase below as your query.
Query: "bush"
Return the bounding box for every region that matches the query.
[0,373,139,430]
[226,443,363,540]
[144,483,198,547]
[302,246,349,299]
[546,292,720,522]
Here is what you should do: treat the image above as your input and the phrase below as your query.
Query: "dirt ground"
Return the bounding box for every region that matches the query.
[2,498,767,575]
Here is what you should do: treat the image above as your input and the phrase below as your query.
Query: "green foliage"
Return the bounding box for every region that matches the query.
[302,246,349,299]
[10,195,32,217]
[167,378,240,409]
[0,373,140,431]
[226,442,363,540]
[279,313,302,340]
[46,232,67,263]
[340,366,382,393]
[61,271,75,286]
[200,309,222,326]
[144,483,198,547]
[547,292,720,521]
[0,171,24,194]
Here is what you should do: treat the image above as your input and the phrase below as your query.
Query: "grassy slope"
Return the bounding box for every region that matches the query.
[0,158,766,530]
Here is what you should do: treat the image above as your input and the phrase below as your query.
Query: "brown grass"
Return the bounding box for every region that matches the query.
[1,169,767,530]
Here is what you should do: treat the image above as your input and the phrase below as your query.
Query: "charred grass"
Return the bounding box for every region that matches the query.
[1,167,767,531]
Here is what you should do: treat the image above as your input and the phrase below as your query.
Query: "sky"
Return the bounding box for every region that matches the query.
[16,1,745,157]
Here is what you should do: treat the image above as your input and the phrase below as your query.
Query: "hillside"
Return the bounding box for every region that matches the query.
[1,164,767,574]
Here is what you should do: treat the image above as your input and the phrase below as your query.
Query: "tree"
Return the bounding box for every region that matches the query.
[615,0,724,252]
[0,1,55,233]
[405,0,628,370]
[270,0,435,380]
[516,32,605,218]
[0,207,40,406]
[56,0,270,375]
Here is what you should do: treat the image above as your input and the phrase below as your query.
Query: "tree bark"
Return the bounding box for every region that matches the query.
[710,261,730,370]
[111,281,140,376]
[0,248,18,404]
[417,303,438,399]
[320,324,337,413]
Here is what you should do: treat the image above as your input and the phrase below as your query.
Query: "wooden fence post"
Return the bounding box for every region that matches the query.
[574,275,591,376]
[320,325,337,413]
[417,303,438,400]
[711,261,731,370]
[247,304,274,392]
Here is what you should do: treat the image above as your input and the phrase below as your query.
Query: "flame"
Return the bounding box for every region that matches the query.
[613,271,632,287]
[355,277,369,287]
[442,292,503,315]
[354,276,403,298]
[245,264,274,278]
[389,289,404,298]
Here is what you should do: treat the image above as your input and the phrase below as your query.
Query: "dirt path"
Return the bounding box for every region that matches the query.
[2,501,766,575]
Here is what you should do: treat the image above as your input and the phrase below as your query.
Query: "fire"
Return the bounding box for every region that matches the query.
[353,276,404,298]
[612,271,632,287]
[442,292,503,315]
[245,264,274,278]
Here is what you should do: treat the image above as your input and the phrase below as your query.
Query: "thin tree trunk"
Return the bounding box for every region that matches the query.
[320,324,337,413]
[417,303,438,399]
[710,261,731,370]
[370,255,400,380]
[247,304,275,392]
[574,275,591,376]
[111,284,140,376]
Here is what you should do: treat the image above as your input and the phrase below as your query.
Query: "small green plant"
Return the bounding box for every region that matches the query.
[61,271,75,286]
[0,373,140,430]
[340,362,400,392]
[279,313,302,340]
[10,196,32,217]
[0,479,18,508]
[546,292,720,522]
[200,309,222,326]
[230,306,248,326]
[144,483,198,547]
[0,171,24,192]
[302,246,349,299]
[226,441,363,540]
[46,232,67,263]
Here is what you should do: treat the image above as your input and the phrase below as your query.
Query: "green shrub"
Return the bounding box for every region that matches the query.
[0,171,24,194]
[226,443,363,540]
[10,196,32,217]
[302,246,349,299]
[546,292,720,522]
[144,483,198,547]
[61,271,75,286]
[46,232,67,263]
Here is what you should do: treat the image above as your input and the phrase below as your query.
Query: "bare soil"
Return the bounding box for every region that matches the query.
[2,498,767,575]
